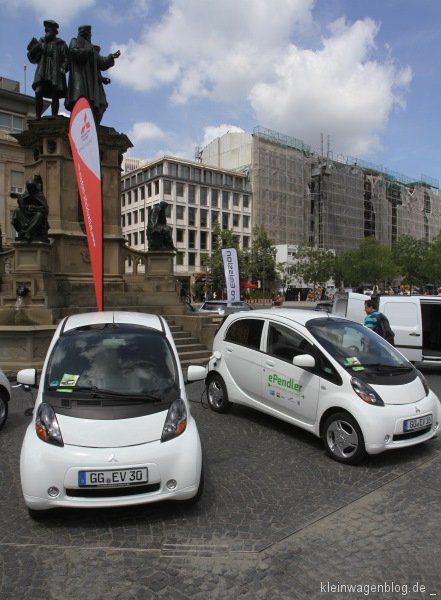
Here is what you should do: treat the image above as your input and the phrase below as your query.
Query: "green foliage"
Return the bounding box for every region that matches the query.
[391,235,430,291]
[292,243,335,289]
[337,237,399,289]
[202,224,277,296]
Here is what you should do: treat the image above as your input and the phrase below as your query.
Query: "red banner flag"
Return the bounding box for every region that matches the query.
[68,97,103,311]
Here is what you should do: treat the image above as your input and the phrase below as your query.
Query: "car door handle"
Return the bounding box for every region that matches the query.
[265,360,276,367]
[409,333,421,337]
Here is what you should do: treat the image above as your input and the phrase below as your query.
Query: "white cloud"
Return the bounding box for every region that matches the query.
[200,124,245,149]
[128,121,166,144]
[249,17,412,156]
[0,0,95,23]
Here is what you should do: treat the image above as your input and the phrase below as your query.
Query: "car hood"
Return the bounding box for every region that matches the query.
[57,410,167,447]
[370,376,425,405]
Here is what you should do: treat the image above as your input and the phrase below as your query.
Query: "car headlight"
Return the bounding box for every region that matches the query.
[35,402,64,446]
[416,369,430,397]
[161,398,187,442]
[351,377,384,406]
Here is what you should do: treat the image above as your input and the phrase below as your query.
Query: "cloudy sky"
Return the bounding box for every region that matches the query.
[0,0,440,185]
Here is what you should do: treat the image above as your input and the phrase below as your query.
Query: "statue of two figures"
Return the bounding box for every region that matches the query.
[27,20,120,124]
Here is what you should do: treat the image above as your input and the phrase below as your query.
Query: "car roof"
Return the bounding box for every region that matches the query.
[61,311,165,334]
[225,308,345,326]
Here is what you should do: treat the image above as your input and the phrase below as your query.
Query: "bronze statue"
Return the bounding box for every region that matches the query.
[65,25,120,124]
[147,201,176,251]
[11,176,49,243]
[27,20,69,119]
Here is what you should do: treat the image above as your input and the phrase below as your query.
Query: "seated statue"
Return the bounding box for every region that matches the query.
[11,175,49,243]
[147,201,176,251]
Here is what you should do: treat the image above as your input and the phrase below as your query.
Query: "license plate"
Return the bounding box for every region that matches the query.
[403,414,432,432]
[78,468,148,487]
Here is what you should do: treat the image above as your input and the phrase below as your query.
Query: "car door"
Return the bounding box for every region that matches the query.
[260,321,321,426]
[381,298,422,362]
[221,316,266,405]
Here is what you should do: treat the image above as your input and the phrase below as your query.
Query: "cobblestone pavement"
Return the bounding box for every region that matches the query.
[1,375,440,600]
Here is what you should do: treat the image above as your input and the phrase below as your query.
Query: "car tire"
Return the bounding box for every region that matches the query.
[206,374,231,413]
[0,390,9,431]
[322,412,366,465]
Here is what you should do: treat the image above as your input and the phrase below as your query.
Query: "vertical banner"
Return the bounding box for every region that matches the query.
[221,248,240,303]
[68,97,103,311]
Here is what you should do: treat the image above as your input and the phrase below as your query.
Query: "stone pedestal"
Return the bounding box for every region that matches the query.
[0,117,189,371]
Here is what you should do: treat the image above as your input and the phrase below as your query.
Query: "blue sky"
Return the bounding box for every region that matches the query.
[1,0,440,185]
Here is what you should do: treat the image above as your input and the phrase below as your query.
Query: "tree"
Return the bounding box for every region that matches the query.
[337,237,399,291]
[292,244,335,293]
[392,235,429,292]
[246,226,277,294]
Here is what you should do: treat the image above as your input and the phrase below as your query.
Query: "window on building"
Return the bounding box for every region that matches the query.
[176,182,184,197]
[10,170,24,193]
[243,215,250,229]
[188,252,196,266]
[127,213,132,226]
[133,232,138,245]
[164,180,172,195]
[127,233,132,245]
[176,205,184,220]
[233,213,240,227]
[139,208,145,222]
[243,195,249,208]
[243,236,250,249]
[222,191,229,209]
[203,170,212,184]
[233,192,240,207]
[147,183,152,197]
[191,168,201,182]
[188,184,196,204]
[211,211,219,225]
[188,207,196,226]
[176,252,184,265]
[225,175,233,188]
[121,214,125,227]
[188,230,196,249]
[200,209,208,227]
[200,187,208,205]
[176,229,185,243]
[127,190,132,204]
[168,162,178,177]
[140,186,145,200]
[222,213,229,229]
[180,165,189,179]
[133,188,138,202]
[140,230,145,245]
[200,231,207,250]
[0,111,24,133]
[154,180,159,195]
[133,211,138,224]
[211,189,218,208]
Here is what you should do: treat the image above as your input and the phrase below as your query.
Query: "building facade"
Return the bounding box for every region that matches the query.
[201,126,441,255]
[120,155,252,288]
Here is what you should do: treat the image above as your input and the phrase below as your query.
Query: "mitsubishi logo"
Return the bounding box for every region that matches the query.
[81,112,91,135]
[415,406,421,414]
[107,453,118,463]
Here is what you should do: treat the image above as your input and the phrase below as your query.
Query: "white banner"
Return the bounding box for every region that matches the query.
[222,248,240,303]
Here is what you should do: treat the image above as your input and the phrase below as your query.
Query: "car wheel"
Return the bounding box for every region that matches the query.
[0,391,9,431]
[206,374,231,413]
[322,412,366,464]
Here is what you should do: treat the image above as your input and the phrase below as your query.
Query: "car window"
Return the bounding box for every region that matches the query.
[224,318,264,350]
[267,322,313,362]
[44,324,179,397]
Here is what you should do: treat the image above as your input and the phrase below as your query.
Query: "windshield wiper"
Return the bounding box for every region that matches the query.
[362,363,413,373]
[48,385,163,402]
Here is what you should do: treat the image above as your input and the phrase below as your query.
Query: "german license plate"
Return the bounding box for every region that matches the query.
[78,468,148,487]
[403,414,432,432]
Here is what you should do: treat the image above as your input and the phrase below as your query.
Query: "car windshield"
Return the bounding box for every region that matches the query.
[306,317,413,375]
[44,323,179,399]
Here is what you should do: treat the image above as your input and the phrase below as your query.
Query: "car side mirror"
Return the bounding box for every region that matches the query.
[186,365,207,384]
[17,368,38,387]
[293,354,315,369]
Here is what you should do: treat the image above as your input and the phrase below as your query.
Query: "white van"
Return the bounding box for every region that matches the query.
[333,292,441,365]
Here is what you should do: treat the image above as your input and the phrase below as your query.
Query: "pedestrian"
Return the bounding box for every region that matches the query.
[65,25,120,124]
[27,20,69,119]
[364,299,395,344]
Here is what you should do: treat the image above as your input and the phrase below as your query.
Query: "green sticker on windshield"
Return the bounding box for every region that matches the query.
[344,357,361,366]
[352,365,365,371]
[59,374,79,387]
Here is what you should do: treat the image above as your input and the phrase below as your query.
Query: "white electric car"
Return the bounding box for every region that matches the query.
[17,311,206,518]
[206,309,441,464]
